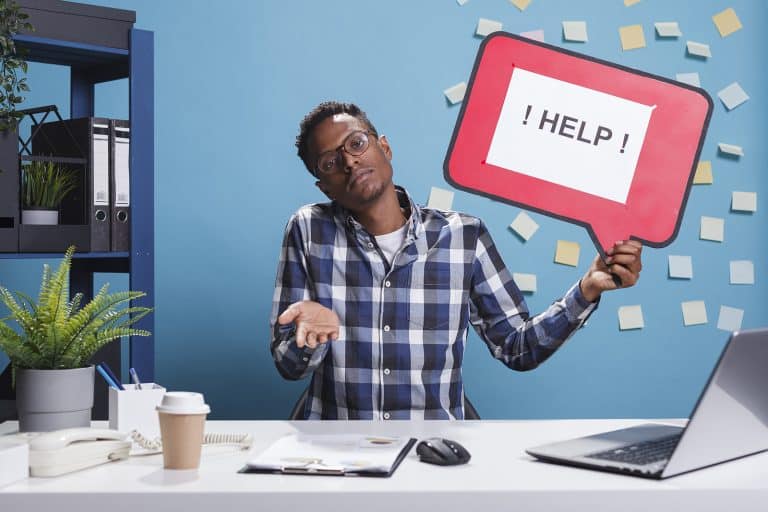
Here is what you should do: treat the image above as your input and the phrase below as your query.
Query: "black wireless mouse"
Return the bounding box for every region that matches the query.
[416,437,471,466]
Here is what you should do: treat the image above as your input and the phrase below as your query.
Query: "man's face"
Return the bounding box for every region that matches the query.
[308,113,394,212]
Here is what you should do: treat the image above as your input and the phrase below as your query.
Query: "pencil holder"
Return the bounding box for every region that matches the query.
[108,383,166,438]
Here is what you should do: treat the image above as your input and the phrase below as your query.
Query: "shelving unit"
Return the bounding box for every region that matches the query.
[0,0,154,420]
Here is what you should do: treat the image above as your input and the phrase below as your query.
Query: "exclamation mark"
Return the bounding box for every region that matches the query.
[620,133,629,153]
[523,105,532,125]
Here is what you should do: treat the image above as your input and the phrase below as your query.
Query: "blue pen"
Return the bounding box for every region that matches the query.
[95,364,120,390]
[99,361,125,390]
[129,367,143,390]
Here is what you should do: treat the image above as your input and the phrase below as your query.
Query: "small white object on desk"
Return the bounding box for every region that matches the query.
[109,383,166,441]
[0,438,28,488]
[476,18,502,37]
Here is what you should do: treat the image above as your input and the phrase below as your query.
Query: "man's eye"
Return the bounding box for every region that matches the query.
[321,157,337,172]
[349,138,365,150]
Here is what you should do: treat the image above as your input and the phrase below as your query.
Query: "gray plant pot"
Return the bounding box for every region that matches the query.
[16,366,95,432]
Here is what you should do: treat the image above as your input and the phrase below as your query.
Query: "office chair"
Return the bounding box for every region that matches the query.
[289,388,481,420]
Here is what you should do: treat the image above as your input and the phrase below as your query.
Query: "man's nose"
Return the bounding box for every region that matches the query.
[341,150,360,173]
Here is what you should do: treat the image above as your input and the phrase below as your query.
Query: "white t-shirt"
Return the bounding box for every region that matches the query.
[374,222,409,265]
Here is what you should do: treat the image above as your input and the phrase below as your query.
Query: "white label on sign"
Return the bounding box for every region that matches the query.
[486,67,655,204]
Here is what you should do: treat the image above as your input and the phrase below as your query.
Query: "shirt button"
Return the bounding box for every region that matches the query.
[384,368,391,375]
[367,242,374,248]
[383,325,390,332]
[383,412,391,420]
[302,357,309,362]
[384,280,391,288]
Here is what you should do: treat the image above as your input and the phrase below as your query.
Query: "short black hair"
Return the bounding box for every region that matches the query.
[296,101,379,175]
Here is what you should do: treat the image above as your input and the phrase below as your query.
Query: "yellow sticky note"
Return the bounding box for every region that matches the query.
[554,240,580,267]
[624,0,641,6]
[619,24,646,50]
[510,0,532,11]
[712,8,742,38]
[693,161,713,185]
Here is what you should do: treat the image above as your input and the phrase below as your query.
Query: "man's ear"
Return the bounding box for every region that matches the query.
[315,180,334,200]
[378,135,393,161]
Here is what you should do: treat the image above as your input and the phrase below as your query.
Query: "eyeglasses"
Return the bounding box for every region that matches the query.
[314,130,372,176]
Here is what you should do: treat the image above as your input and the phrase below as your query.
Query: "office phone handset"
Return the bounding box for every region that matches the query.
[26,427,253,477]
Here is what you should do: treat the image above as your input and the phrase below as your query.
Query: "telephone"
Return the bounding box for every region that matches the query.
[22,427,253,477]
[28,428,131,477]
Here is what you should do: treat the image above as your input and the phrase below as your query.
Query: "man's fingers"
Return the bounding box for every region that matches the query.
[610,264,637,287]
[317,333,328,344]
[295,324,306,348]
[306,331,318,349]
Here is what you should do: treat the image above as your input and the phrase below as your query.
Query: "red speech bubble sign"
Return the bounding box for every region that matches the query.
[444,33,712,258]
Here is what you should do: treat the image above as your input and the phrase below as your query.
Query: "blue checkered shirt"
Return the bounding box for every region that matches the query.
[270,186,598,419]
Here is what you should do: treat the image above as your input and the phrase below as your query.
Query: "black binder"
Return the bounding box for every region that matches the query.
[31,118,112,252]
[0,128,19,252]
[110,120,130,252]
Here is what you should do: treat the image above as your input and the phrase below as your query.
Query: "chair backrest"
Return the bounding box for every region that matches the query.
[289,388,481,420]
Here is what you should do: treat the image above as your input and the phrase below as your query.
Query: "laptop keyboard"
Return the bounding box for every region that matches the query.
[585,433,682,466]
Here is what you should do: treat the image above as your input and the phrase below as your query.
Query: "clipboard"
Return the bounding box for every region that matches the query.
[238,434,417,477]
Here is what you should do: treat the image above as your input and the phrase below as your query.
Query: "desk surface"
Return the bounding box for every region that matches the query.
[1,419,767,512]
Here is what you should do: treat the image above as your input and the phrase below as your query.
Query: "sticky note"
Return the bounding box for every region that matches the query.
[700,216,724,242]
[655,22,682,37]
[624,0,641,5]
[513,272,537,293]
[618,305,644,330]
[520,29,545,42]
[712,7,742,37]
[477,18,502,37]
[676,72,700,87]
[718,143,743,156]
[619,25,646,50]
[427,187,455,210]
[444,82,467,105]
[686,41,711,58]
[562,21,588,42]
[510,0,532,11]
[731,191,757,212]
[668,255,693,279]
[554,240,580,266]
[693,161,713,185]
[718,82,749,110]
[717,306,744,332]
[509,211,539,241]
[457,0,469,5]
[682,300,707,326]
[730,260,754,285]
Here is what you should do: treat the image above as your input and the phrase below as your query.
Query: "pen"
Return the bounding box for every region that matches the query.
[95,363,120,390]
[129,367,143,390]
[99,361,125,390]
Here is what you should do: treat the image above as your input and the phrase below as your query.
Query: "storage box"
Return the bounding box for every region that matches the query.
[108,383,165,439]
[0,437,29,488]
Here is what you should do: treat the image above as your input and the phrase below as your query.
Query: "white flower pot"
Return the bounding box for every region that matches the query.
[21,209,59,225]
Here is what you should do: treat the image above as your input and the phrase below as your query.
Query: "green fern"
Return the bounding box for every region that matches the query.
[0,246,153,369]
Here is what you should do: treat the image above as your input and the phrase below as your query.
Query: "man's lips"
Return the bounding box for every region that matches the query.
[347,168,374,190]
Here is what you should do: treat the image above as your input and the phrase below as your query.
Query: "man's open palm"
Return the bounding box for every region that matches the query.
[278,300,340,349]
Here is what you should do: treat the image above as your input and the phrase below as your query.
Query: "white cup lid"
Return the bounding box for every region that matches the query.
[156,391,210,415]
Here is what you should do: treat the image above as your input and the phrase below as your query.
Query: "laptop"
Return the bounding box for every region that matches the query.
[526,328,768,479]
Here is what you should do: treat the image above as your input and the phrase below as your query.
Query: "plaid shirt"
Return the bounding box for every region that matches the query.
[270,186,598,420]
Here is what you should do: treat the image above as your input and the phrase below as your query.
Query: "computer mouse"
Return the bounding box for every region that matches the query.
[416,437,471,466]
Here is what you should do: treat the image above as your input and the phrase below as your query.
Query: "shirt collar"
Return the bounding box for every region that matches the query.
[335,185,423,241]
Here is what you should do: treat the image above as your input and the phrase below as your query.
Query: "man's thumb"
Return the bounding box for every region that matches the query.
[277,303,301,325]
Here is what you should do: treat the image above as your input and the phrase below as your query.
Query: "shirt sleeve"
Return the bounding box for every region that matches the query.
[269,213,330,380]
[468,219,598,371]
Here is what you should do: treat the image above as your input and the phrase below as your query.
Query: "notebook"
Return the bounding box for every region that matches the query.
[239,434,416,477]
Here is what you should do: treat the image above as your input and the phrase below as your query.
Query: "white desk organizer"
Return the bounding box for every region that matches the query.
[108,383,166,438]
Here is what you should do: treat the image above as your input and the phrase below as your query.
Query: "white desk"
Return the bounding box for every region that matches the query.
[1,419,767,512]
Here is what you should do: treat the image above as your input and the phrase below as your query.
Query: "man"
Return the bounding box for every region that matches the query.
[270,101,642,420]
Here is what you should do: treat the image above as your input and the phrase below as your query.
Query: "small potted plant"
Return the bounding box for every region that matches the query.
[0,246,153,431]
[20,159,78,225]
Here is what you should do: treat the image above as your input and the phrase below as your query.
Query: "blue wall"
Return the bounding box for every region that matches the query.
[1,0,765,420]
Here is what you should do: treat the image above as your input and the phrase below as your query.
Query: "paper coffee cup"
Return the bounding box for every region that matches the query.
[157,392,210,470]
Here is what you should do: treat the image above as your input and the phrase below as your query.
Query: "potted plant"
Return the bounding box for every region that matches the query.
[0,245,153,431]
[0,0,33,132]
[20,159,78,224]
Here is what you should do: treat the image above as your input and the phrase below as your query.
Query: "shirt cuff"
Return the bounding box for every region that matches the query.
[566,281,600,325]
